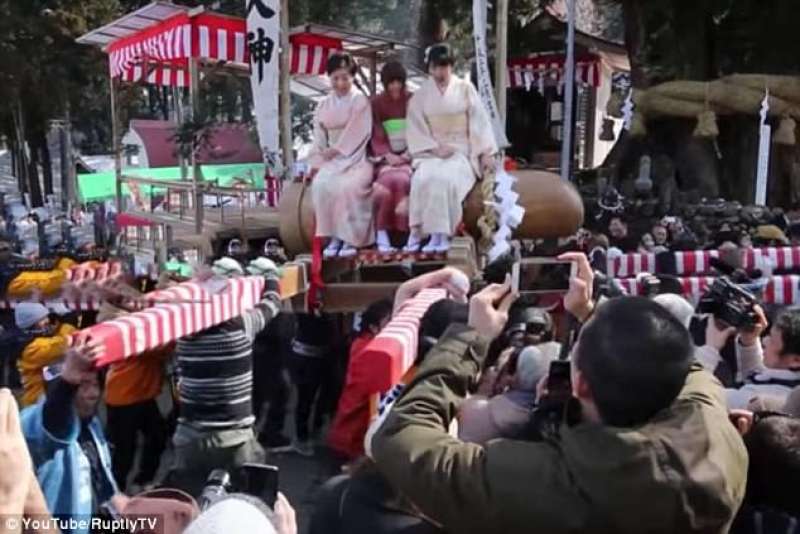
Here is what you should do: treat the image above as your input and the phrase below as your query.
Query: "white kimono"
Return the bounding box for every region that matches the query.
[407,76,498,236]
[308,90,375,247]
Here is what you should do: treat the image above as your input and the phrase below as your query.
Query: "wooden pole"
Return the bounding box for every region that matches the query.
[369,53,378,96]
[109,76,123,213]
[188,57,203,235]
[559,0,577,182]
[494,0,509,124]
[279,0,294,178]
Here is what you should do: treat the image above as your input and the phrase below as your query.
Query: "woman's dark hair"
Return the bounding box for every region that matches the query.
[744,414,800,515]
[359,299,393,335]
[425,43,454,68]
[326,52,357,76]
[774,307,800,358]
[380,60,407,87]
[416,299,469,365]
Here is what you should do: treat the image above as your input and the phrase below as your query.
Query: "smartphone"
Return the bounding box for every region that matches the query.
[237,463,279,508]
[547,360,572,401]
[511,258,577,295]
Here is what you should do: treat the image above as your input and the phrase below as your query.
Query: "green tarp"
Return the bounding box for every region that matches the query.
[77,163,266,202]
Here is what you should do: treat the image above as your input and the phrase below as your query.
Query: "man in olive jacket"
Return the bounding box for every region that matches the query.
[373,255,748,534]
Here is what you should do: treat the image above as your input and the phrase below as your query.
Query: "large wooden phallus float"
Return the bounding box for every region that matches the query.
[278,170,585,255]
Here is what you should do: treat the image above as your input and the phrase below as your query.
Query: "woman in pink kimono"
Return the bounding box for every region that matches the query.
[370,61,413,254]
[309,53,375,258]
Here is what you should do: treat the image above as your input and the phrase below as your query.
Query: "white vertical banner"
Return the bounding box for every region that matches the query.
[246,0,281,169]
[755,89,771,205]
[472,0,510,148]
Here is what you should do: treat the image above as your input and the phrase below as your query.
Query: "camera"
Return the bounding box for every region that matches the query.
[696,277,759,328]
[523,360,581,441]
[199,464,279,511]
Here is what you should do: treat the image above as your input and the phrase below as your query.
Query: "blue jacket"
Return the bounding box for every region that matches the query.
[21,400,117,533]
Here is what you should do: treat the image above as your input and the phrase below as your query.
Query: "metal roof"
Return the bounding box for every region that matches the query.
[290,23,417,55]
[76,2,191,48]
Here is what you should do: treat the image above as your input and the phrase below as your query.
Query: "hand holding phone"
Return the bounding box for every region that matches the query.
[238,463,279,508]
[510,258,577,295]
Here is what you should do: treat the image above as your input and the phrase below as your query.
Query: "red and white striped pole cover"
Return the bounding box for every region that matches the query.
[357,289,447,394]
[69,276,265,367]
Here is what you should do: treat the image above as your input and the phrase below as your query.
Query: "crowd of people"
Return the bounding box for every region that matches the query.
[2,240,800,533]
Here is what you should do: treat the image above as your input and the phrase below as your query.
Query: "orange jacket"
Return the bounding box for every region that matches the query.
[97,302,172,406]
[104,344,172,407]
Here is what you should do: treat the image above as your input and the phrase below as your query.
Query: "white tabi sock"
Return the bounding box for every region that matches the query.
[377,230,396,253]
[324,238,342,258]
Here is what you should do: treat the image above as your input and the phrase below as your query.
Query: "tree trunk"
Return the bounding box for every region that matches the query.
[26,144,43,208]
[39,132,54,197]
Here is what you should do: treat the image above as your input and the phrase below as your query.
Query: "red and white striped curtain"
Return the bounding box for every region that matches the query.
[507,53,601,90]
[108,12,248,88]
[289,33,342,76]
[107,14,344,88]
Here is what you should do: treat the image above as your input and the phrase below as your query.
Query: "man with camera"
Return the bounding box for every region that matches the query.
[724,306,800,409]
[372,254,747,534]
[692,277,767,388]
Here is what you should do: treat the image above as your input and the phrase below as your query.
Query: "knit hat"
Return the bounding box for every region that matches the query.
[15,302,50,330]
[184,495,276,534]
[653,293,694,330]
[514,346,554,392]
[211,257,244,278]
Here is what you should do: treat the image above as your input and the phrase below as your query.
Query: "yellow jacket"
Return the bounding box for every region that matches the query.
[18,323,77,407]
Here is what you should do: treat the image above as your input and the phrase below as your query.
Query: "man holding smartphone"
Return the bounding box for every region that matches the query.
[372,256,747,534]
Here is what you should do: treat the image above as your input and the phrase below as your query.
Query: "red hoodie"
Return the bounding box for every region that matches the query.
[327,333,379,459]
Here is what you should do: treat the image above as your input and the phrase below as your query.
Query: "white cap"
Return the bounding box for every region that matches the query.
[184,497,276,534]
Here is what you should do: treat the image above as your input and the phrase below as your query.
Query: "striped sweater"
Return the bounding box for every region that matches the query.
[176,276,282,431]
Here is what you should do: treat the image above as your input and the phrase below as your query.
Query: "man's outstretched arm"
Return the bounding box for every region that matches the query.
[372,324,496,532]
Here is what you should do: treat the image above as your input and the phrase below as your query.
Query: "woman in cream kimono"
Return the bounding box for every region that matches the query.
[406,44,498,253]
[309,52,375,258]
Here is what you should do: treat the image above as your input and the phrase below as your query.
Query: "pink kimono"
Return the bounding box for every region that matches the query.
[309,90,376,247]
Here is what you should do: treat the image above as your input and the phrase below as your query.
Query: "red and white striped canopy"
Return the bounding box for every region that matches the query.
[105,11,343,88]
[108,12,247,88]
[508,53,601,90]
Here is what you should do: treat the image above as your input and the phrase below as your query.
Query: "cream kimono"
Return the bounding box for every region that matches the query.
[407,76,498,236]
[309,90,376,247]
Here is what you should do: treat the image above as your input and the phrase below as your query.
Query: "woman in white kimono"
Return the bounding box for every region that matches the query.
[309,53,375,258]
[405,44,498,254]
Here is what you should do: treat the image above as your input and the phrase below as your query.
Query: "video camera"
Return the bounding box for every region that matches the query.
[696,277,759,329]
[199,464,279,511]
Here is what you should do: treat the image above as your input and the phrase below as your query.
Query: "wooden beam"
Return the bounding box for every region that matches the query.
[188,57,204,235]
[110,76,123,213]
[319,283,400,313]
[279,0,294,178]
[495,0,509,124]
